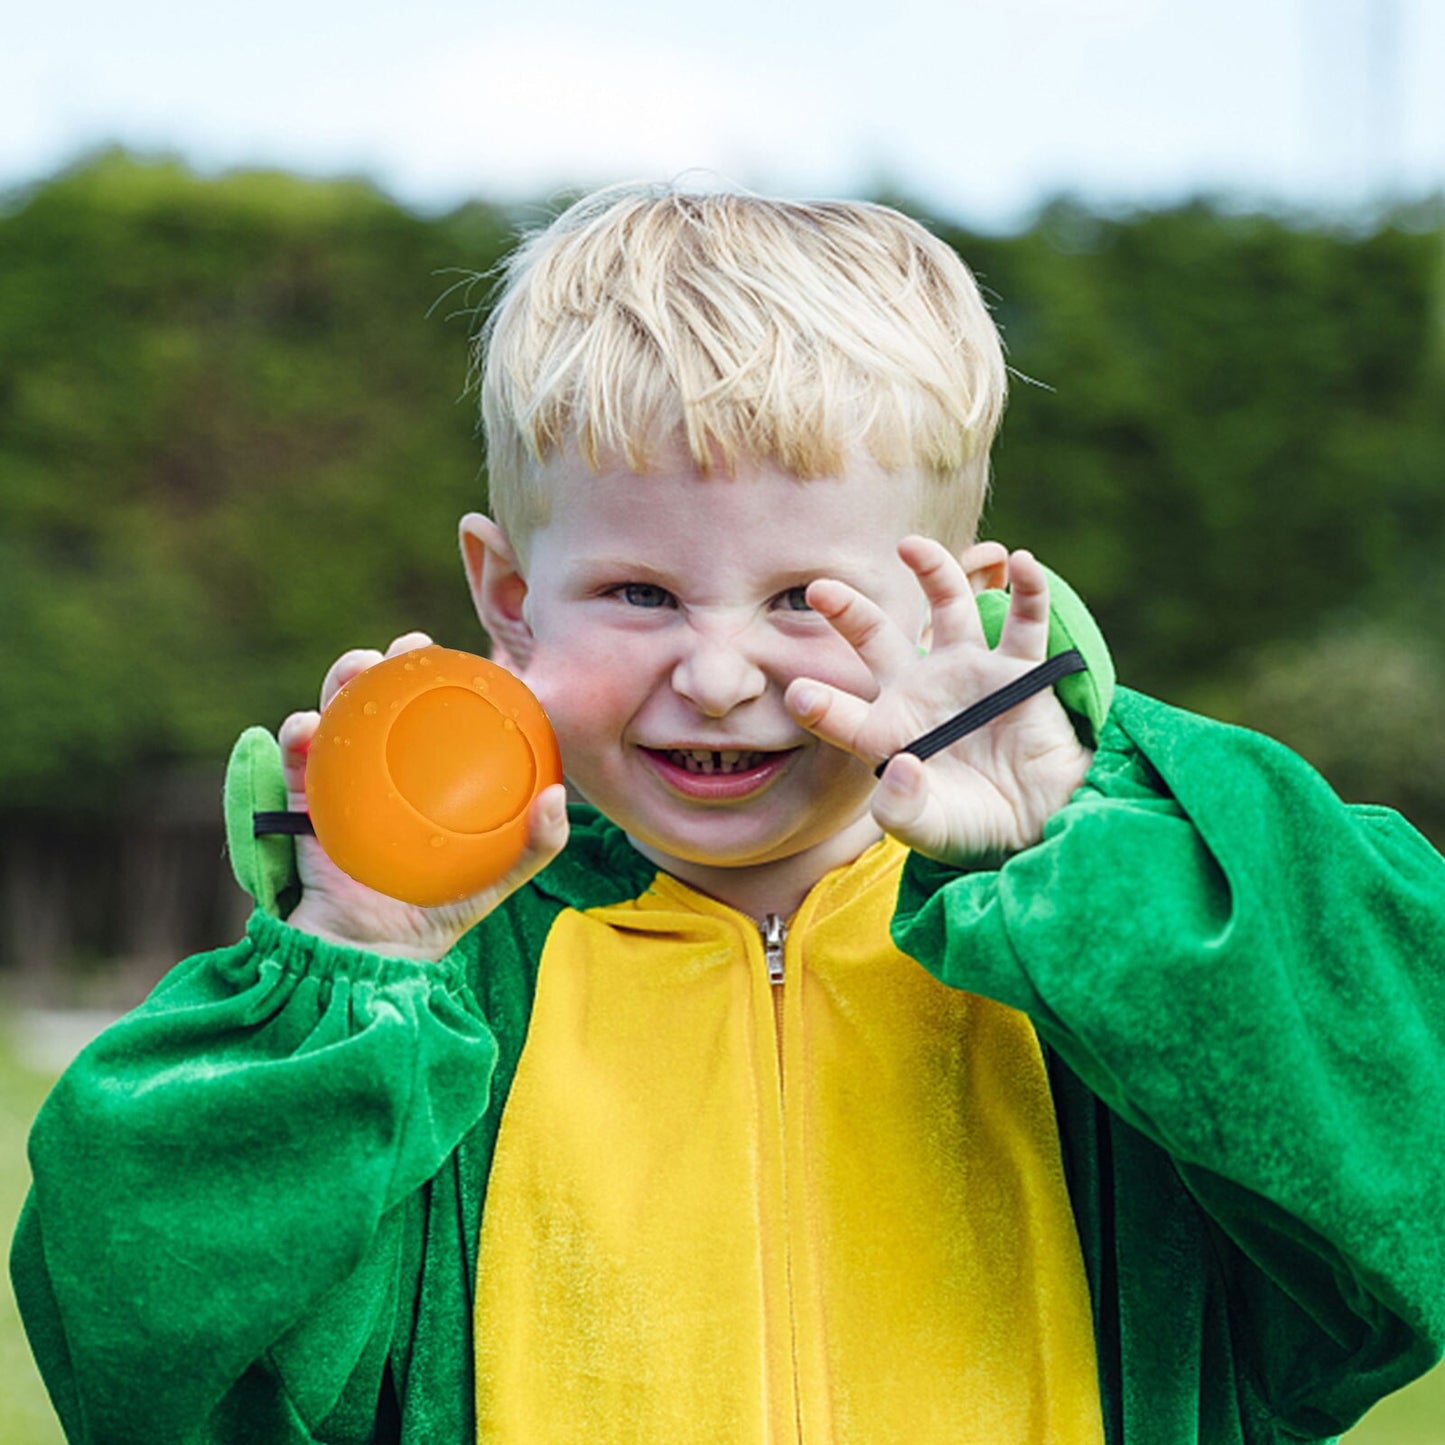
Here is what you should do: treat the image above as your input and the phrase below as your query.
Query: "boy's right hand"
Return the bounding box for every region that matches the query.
[279,631,570,961]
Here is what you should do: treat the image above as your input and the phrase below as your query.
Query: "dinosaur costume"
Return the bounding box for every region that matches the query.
[12,583,1445,1443]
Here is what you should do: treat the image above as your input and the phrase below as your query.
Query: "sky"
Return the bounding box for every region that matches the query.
[5,0,1443,228]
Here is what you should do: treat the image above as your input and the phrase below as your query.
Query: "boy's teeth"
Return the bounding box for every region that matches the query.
[664,748,771,775]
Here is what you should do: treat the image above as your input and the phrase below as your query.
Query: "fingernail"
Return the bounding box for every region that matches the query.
[792,684,821,714]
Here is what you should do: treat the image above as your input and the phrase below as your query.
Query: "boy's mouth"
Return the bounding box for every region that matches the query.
[639,746,798,799]
[658,748,776,776]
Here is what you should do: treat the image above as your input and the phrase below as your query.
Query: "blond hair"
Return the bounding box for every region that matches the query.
[477,184,1007,551]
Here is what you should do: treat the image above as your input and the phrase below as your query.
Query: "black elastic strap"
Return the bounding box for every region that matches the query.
[874,649,1087,778]
[253,811,316,837]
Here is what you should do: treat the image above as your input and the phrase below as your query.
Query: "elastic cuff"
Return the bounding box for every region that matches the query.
[244,909,472,990]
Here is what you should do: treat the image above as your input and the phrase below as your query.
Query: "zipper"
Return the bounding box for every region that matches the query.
[762,912,787,985]
[759,910,803,1442]
[762,913,788,1093]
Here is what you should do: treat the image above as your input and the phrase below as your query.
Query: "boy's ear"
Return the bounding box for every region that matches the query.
[959,540,1010,595]
[459,512,534,672]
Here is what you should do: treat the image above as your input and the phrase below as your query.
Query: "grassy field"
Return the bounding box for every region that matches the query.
[1,1016,65,1445]
[2,1012,1442,1444]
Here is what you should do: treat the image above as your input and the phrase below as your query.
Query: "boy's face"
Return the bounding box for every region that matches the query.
[470,447,934,897]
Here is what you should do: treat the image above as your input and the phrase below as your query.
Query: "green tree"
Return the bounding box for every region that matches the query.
[0,151,513,809]
[933,199,1445,706]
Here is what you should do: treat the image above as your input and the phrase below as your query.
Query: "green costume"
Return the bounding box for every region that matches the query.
[11,590,1445,1443]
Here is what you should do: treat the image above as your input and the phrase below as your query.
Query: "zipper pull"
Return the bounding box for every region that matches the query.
[761,912,786,986]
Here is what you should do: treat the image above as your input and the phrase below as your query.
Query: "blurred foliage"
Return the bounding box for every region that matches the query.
[1226,624,1445,835]
[1,152,1442,842]
[0,149,511,811]
[936,197,1445,685]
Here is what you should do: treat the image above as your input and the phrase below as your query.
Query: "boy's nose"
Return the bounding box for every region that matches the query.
[670,634,768,717]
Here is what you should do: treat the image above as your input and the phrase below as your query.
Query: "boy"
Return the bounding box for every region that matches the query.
[12,187,1445,1444]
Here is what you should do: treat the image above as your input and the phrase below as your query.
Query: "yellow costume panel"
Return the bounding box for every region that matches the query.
[475,838,1103,1442]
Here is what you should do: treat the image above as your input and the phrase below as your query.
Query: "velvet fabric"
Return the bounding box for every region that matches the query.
[894,688,1445,1442]
[11,637,1445,1442]
[10,874,572,1444]
[474,844,1104,1442]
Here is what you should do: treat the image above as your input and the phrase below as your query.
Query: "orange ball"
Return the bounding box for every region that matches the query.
[306,645,563,906]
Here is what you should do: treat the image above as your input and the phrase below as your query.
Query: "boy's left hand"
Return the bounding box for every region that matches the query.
[786,537,1094,866]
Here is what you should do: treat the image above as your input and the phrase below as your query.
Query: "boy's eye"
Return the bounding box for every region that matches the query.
[614,582,676,609]
[775,586,814,613]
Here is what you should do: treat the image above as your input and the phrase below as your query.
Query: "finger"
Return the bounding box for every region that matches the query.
[320,648,385,709]
[959,540,1010,595]
[279,710,322,807]
[997,550,1052,661]
[786,677,878,761]
[522,783,570,868]
[490,784,570,896]
[871,753,948,855]
[805,578,918,681]
[383,630,433,659]
[896,536,988,652]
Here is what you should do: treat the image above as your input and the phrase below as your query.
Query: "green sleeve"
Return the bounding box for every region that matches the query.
[892,687,1445,1442]
[9,910,500,1445]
